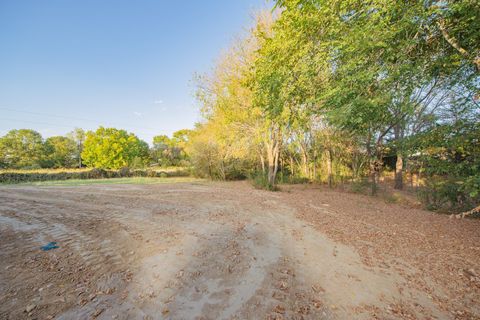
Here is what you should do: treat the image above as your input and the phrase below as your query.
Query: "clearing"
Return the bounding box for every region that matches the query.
[0,181,479,319]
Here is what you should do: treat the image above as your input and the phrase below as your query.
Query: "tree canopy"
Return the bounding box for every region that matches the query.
[44,136,77,168]
[0,129,45,169]
[81,127,149,170]
[0,0,477,213]
[186,0,479,211]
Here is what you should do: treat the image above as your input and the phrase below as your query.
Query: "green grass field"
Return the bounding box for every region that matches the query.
[13,176,201,187]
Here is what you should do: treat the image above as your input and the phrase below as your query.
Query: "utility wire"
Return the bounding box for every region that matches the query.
[0,117,166,137]
[0,107,168,135]
[0,107,94,123]
[0,118,76,129]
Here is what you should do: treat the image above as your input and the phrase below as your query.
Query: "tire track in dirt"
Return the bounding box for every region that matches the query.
[0,196,130,275]
[0,182,468,319]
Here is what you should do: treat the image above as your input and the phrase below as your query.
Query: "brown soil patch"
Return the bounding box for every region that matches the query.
[1,181,478,319]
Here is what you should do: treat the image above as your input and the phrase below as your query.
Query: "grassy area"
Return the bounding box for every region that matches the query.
[11,176,201,187]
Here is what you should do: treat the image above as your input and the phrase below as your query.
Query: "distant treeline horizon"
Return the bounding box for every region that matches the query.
[0,127,192,170]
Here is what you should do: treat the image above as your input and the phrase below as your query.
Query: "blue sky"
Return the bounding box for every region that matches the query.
[0,0,269,143]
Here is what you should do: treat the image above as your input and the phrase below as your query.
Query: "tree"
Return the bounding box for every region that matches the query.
[151,130,192,166]
[151,135,171,166]
[191,12,272,180]
[0,129,45,169]
[44,136,77,168]
[272,0,479,194]
[68,128,85,168]
[170,129,192,163]
[172,129,191,147]
[186,0,478,211]
[81,127,149,169]
[250,10,293,187]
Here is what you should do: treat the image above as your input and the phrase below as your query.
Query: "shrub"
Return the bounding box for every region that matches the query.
[87,168,107,179]
[276,172,309,185]
[418,177,479,213]
[130,156,146,169]
[350,179,373,194]
[146,170,157,177]
[118,167,131,177]
[249,172,278,191]
[0,167,191,184]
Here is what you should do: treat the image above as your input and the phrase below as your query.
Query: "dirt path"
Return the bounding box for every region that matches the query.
[1,181,479,319]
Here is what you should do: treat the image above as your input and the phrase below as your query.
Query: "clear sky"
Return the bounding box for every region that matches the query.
[0,0,269,143]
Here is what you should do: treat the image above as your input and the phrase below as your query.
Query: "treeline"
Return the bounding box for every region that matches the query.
[0,127,191,170]
[187,0,479,212]
[2,1,478,212]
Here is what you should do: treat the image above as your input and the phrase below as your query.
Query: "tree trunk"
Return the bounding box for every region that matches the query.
[410,170,414,188]
[266,127,281,187]
[208,158,213,179]
[78,142,82,168]
[417,168,422,191]
[267,146,279,186]
[394,153,403,190]
[280,157,284,178]
[366,133,377,196]
[260,153,265,174]
[289,155,294,176]
[371,160,379,196]
[393,124,404,190]
[326,149,333,188]
[274,147,280,182]
[366,135,380,196]
[220,159,226,180]
[300,145,309,178]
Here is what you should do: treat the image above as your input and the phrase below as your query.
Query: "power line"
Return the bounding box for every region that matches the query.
[0,107,165,133]
[0,107,170,136]
[0,107,93,123]
[0,117,168,138]
[0,118,76,129]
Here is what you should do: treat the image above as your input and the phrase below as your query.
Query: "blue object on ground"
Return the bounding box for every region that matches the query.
[41,242,59,251]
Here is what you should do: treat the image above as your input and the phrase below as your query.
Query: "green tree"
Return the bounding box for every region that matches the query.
[151,135,171,166]
[67,128,86,168]
[44,136,77,168]
[191,12,271,180]
[81,127,149,169]
[171,129,192,163]
[0,129,45,169]
[151,131,192,166]
[272,0,479,194]
[187,0,478,210]
[172,129,191,146]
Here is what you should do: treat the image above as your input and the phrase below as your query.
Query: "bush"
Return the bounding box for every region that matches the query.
[146,170,158,177]
[418,177,479,213]
[276,172,309,185]
[0,167,191,184]
[87,168,107,179]
[118,167,131,177]
[350,179,373,194]
[130,156,146,169]
[249,172,278,191]
[159,172,168,178]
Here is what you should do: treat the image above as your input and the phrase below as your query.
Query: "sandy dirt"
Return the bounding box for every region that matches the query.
[0,181,479,319]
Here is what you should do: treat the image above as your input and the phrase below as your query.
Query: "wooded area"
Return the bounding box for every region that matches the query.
[2,1,480,319]
[189,0,479,213]
[1,0,478,214]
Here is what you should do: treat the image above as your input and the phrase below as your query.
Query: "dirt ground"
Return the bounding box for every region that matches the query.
[1,181,479,320]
